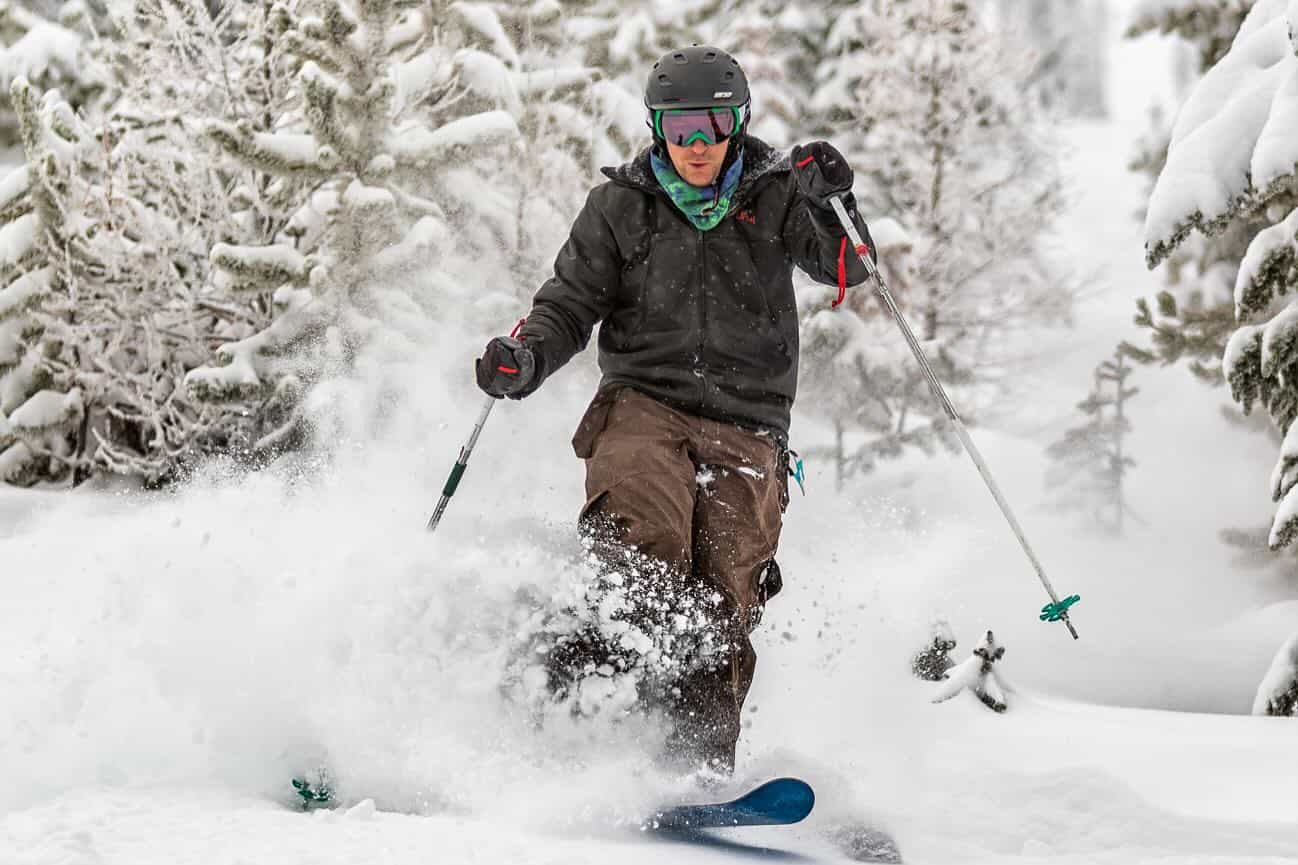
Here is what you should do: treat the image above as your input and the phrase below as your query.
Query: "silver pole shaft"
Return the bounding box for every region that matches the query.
[830,195,1078,640]
[427,394,498,533]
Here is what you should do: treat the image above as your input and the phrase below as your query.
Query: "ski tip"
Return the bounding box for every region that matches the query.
[755,777,815,822]
[645,776,815,832]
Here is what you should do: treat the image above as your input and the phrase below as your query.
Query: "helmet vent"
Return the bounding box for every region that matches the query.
[672,52,687,63]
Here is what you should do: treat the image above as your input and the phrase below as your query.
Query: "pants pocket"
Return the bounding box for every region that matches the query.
[571,386,623,459]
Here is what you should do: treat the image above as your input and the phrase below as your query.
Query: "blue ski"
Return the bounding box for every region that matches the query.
[646,777,815,830]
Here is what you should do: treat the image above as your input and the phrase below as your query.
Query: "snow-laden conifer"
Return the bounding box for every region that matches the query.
[931,630,1012,713]
[448,0,604,310]
[1122,1,1261,388]
[561,0,723,160]
[1143,0,1298,549]
[993,0,1110,118]
[1126,0,1253,68]
[715,0,826,147]
[1253,631,1298,716]
[186,0,526,449]
[1045,350,1138,534]
[0,0,107,149]
[800,0,1069,474]
[0,78,239,484]
[797,217,960,488]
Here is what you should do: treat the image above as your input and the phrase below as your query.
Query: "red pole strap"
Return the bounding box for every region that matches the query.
[833,236,848,309]
[509,317,526,339]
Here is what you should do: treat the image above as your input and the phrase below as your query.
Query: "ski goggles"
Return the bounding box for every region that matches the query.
[653,106,745,147]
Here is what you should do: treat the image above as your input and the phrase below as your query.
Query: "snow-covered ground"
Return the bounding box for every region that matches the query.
[5,679,1297,864]
[4,11,1298,865]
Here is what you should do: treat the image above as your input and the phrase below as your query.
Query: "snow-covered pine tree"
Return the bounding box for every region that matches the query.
[447,0,603,311]
[715,0,827,147]
[991,0,1109,118]
[560,0,725,162]
[798,215,961,489]
[800,0,1069,473]
[931,629,1011,713]
[98,0,326,457]
[185,0,521,449]
[1122,0,1265,387]
[1143,0,1298,550]
[1253,632,1298,716]
[911,618,957,682]
[1045,349,1137,534]
[1126,0,1252,69]
[0,0,107,149]
[0,77,242,484]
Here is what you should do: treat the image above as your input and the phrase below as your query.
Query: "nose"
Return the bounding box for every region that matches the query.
[689,140,709,155]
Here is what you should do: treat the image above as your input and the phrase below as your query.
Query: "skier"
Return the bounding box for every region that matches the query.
[475,45,876,775]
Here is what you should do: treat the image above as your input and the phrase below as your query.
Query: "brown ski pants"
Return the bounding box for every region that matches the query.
[569,386,787,772]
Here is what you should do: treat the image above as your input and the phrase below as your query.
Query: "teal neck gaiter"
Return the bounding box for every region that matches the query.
[650,147,745,231]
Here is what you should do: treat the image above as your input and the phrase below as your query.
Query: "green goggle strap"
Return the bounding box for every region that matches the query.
[653,107,744,145]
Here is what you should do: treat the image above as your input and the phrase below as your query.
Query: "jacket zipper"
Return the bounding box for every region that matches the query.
[696,228,707,404]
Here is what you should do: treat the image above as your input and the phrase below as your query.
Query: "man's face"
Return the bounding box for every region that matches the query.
[666,138,730,187]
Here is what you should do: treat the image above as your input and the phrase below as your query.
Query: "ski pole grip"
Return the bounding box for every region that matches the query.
[442,461,468,497]
[829,196,865,249]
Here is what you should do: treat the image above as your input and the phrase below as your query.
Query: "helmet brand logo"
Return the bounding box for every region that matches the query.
[713,91,733,98]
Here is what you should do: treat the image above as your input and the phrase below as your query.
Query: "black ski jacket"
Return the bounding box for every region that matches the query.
[518,135,875,439]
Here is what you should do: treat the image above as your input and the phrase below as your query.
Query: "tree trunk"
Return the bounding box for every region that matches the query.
[923,54,946,343]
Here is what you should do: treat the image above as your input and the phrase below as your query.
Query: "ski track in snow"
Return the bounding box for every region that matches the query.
[5,44,1298,865]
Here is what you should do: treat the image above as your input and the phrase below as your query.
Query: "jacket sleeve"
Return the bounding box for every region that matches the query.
[782,180,878,291]
[517,188,622,390]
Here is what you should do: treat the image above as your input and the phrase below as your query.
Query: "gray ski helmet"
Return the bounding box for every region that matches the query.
[645,45,750,111]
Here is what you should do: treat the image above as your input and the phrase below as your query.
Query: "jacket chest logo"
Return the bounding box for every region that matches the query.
[735,209,757,225]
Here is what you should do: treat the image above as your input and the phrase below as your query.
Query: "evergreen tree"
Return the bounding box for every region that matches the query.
[1122,0,1259,387]
[716,0,827,146]
[800,0,1069,474]
[104,0,321,456]
[451,0,603,307]
[560,0,726,161]
[1143,0,1298,550]
[992,0,1109,118]
[0,78,243,484]
[798,217,960,490]
[911,619,957,682]
[1045,350,1138,534]
[1253,632,1298,717]
[1126,0,1252,70]
[185,0,523,449]
[0,0,108,149]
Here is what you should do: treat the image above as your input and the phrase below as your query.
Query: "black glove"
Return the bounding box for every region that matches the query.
[475,336,536,399]
[791,141,854,211]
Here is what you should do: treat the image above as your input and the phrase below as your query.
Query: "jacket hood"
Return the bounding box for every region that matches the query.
[601,135,791,210]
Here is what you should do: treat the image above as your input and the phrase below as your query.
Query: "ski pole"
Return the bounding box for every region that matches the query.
[427,319,527,534]
[427,392,498,533]
[829,195,1080,640]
